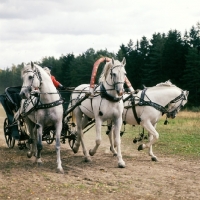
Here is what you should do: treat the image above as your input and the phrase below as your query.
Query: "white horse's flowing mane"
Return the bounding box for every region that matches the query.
[156,80,176,87]
[98,61,112,83]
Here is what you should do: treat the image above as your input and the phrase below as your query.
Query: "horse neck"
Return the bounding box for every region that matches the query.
[147,87,180,106]
[39,79,60,103]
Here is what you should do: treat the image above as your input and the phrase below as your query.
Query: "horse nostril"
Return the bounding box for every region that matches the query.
[28,86,32,92]
[117,90,123,96]
[20,92,26,99]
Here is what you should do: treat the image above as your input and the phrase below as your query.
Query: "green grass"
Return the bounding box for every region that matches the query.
[121,111,200,159]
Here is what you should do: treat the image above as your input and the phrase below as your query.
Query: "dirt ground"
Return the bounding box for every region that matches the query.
[0,125,200,200]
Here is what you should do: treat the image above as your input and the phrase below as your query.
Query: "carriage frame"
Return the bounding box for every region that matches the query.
[1,86,90,150]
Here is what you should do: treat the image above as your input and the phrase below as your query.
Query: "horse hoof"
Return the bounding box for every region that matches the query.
[151,157,158,162]
[84,157,92,162]
[27,151,32,158]
[37,162,42,167]
[89,149,95,156]
[72,148,78,154]
[57,168,64,174]
[138,144,143,151]
[118,162,125,168]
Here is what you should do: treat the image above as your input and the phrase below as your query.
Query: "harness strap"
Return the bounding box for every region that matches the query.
[138,88,167,115]
[131,97,141,124]
[100,84,122,102]
[21,98,63,118]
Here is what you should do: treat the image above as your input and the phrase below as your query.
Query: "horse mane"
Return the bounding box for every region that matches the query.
[98,61,112,83]
[156,80,176,87]
[98,59,123,83]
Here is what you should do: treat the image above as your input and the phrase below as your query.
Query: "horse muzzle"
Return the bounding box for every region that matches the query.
[20,91,28,99]
[167,111,176,119]
[116,87,124,97]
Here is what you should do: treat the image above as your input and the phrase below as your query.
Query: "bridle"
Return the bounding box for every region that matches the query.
[167,91,187,117]
[21,67,42,92]
[106,64,126,87]
[100,64,126,102]
[20,66,63,117]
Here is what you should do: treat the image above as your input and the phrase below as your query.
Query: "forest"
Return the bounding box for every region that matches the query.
[0,22,199,108]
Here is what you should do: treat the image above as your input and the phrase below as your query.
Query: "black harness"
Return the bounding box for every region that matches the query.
[127,88,186,125]
[20,67,63,118]
[100,84,122,102]
[21,96,63,118]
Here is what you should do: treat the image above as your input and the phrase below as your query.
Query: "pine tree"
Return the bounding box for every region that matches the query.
[182,48,200,106]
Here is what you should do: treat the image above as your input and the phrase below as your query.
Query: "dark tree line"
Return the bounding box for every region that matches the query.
[0,22,200,107]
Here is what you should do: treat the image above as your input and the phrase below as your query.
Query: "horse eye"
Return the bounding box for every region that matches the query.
[112,73,116,77]
[28,75,33,80]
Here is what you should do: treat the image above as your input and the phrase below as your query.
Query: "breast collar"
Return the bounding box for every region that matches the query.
[100,84,122,102]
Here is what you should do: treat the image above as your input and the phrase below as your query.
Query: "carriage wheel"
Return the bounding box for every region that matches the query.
[4,118,15,148]
[46,130,55,144]
[68,132,77,149]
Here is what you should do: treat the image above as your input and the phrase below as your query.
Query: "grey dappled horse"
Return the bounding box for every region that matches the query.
[18,62,64,173]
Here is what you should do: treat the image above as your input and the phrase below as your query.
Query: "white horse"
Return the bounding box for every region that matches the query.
[108,80,189,161]
[18,62,64,173]
[68,57,129,168]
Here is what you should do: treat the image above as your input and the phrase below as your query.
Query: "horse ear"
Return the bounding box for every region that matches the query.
[31,61,34,69]
[122,57,126,66]
[186,91,189,97]
[112,58,115,65]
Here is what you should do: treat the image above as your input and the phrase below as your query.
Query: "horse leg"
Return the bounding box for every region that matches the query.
[72,108,82,153]
[25,119,37,163]
[31,131,38,163]
[75,113,91,162]
[113,118,125,168]
[55,122,64,173]
[72,108,91,162]
[107,122,117,156]
[36,124,43,166]
[148,123,158,161]
[89,119,102,156]
[138,121,159,161]
[148,133,158,161]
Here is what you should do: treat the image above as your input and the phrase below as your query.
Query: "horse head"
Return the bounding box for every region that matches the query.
[100,57,126,97]
[20,62,42,99]
[167,90,189,118]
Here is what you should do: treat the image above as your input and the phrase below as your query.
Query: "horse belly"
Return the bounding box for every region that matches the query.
[123,108,138,125]
[79,98,94,119]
